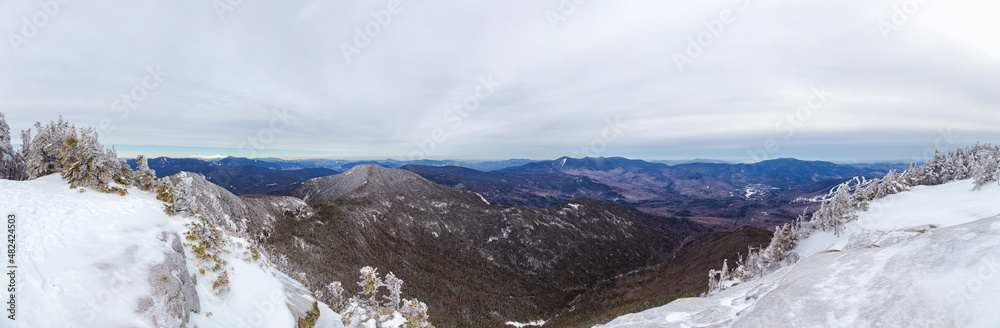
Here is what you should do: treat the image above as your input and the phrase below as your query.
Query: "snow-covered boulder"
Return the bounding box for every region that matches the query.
[142,231,201,326]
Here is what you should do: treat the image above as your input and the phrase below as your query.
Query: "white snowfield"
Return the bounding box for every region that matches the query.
[0,175,345,328]
[598,179,1000,328]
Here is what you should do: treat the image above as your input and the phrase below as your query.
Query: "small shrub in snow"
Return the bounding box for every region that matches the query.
[298,302,322,328]
[211,270,230,294]
[183,219,231,293]
[399,299,432,328]
[242,242,263,263]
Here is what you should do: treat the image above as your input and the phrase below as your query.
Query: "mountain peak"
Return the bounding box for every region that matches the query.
[338,164,419,184]
[288,164,475,204]
[547,156,658,171]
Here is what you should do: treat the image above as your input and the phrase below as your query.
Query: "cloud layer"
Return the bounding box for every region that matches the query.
[0,0,997,161]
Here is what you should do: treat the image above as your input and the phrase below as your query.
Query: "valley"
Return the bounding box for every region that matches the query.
[136,155,905,326]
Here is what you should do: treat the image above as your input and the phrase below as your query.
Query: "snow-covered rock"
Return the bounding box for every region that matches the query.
[597,179,1000,327]
[1,174,342,328]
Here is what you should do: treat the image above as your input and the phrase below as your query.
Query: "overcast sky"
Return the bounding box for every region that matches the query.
[1,0,998,162]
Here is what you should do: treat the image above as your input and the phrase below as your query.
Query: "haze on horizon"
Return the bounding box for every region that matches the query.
[1,0,998,162]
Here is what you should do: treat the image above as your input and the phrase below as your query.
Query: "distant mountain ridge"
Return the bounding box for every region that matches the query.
[398,164,622,208]
[134,155,906,230]
[202,156,536,172]
[651,158,732,165]
[408,156,902,229]
[672,157,878,187]
[126,157,337,195]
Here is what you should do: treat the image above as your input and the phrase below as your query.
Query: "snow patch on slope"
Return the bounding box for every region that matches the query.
[507,319,548,327]
[597,179,1000,327]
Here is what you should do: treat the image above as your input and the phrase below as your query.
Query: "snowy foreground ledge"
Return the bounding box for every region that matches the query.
[598,179,1000,327]
[0,175,346,328]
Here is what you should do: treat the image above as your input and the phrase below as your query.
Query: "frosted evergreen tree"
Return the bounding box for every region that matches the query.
[115,154,136,187]
[326,281,347,312]
[156,172,206,216]
[20,129,30,158]
[924,149,947,186]
[0,112,27,180]
[973,148,1000,190]
[134,155,157,191]
[26,117,75,178]
[13,115,162,196]
[994,165,1000,187]
[382,272,403,310]
[333,266,435,328]
[58,127,129,195]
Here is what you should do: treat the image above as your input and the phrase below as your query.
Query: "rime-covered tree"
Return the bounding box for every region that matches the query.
[25,117,75,178]
[19,129,30,158]
[326,281,347,312]
[17,116,163,196]
[115,155,136,187]
[155,172,204,216]
[134,155,157,191]
[0,112,27,180]
[58,127,129,195]
[331,266,434,328]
